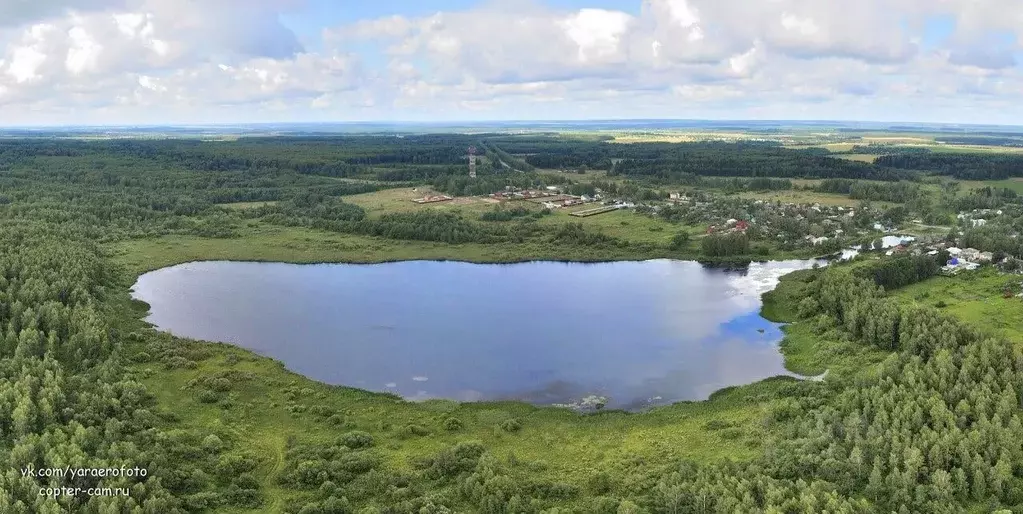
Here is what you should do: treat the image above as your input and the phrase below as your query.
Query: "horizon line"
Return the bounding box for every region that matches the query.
[2,118,1023,130]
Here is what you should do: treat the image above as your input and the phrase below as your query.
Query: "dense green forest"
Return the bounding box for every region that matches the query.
[877,153,1023,180]
[2,134,1023,512]
[813,179,922,203]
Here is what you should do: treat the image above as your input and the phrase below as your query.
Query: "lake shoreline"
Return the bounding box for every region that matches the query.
[106,225,850,277]
[128,256,828,413]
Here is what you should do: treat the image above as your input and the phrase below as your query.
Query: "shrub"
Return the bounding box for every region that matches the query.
[442,417,463,431]
[499,419,522,432]
[197,390,220,403]
[339,431,374,449]
[202,434,225,453]
[428,441,486,478]
[702,419,732,431]
[401,424,430,438]
[209,377,232,392]
[588,472,613,494]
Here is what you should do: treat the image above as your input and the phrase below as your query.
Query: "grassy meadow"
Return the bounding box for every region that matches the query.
[894,267,1023,344]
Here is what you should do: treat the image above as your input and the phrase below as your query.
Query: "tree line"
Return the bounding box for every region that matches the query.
[814,179,922,202]
[877,153,1023,180]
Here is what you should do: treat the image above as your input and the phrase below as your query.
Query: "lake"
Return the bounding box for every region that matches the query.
[131,258,839,410]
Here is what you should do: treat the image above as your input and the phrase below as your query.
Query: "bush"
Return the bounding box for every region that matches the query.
[202,434,225,453]
[401,424,430,438]
[209,377,232,392]
[702,419,732,431]
[442,417,463,431]
[339,431,374,449]
[797,297,820,318]
[428,441,486,478]
[197,390,220,403]
[588,472,613,494]
[499,419,522,432]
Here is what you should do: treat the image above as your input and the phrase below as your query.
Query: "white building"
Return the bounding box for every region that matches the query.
[972,219,987,227]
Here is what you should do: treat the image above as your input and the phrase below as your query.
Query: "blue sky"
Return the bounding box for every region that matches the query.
[280,0,642,55]
[0,0,1021,125]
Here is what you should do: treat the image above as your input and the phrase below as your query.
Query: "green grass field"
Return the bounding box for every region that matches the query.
[925,144,1023,154]
[107,223,677,276]
[959,178,1023,194]
[345,187,503,218]
[894,267,1023,344]
[732,189,885,208]
[540,207,691,245]
[835,154,878,163]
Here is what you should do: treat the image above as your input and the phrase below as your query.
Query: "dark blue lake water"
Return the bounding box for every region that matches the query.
[132,259,824,410]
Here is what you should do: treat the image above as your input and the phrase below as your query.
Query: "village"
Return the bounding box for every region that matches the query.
[412,184,637,217]
[405,180,1023,278]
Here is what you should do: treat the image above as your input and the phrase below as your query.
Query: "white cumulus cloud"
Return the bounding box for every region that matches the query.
[0,0,1019,124]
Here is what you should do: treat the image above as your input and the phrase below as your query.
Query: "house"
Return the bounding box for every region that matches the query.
[546,186,559,191]
[726,218,738,226]
[944,258,979,273]
[735,220,749,231]
[947,247,963,257]
[972,219,987,227]
[669,192,681,200]
[960,248,981,262]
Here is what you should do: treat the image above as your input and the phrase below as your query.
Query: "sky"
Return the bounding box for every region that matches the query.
[0,0,1021,126]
